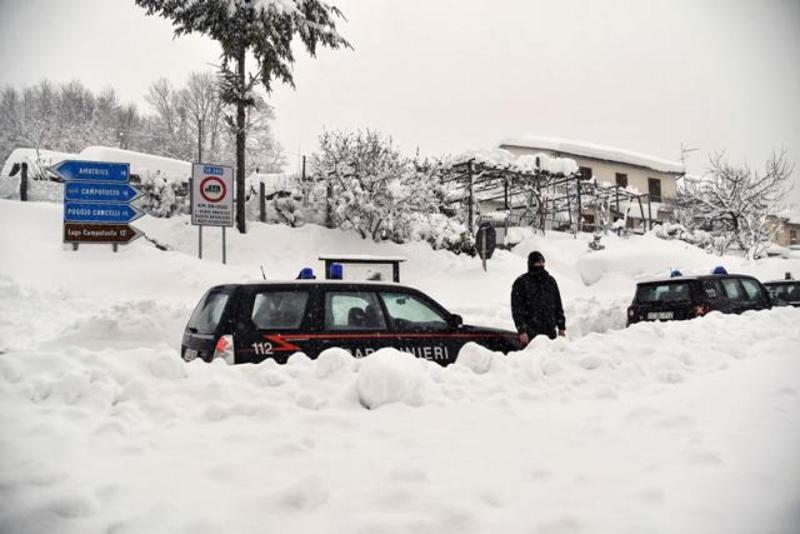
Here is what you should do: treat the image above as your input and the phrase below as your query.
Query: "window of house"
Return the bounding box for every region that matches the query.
[648,178,662,202]
[579,166,592,181]
[615,173,628,188]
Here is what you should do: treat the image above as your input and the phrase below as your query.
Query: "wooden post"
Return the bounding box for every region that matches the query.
[615,186,620,220]
[259,182,266,222]
[302,155,307,180]
[576,178,583,233]
[20,163,28,201]
[647,194,653,231]
[566,186,574,237]
[467,159,474,232]
[637,195,645,233]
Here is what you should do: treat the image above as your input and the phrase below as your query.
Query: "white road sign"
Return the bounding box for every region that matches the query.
[191,163,234,227]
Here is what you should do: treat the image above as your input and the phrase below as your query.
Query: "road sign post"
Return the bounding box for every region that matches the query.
[53,160,142,248]
[476,222,497,272]
[191,163,234,264]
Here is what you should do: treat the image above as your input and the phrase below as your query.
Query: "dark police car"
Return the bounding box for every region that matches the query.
[182,280,521,365]
[764,275,800,307]
[626,269,772,326]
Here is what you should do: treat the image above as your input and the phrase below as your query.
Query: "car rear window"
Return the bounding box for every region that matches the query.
[251,291,309,329]
[635,282,692,303]
[187,289,231,334]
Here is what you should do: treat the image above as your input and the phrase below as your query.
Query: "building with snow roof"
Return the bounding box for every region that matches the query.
[767,210,800,247]
[498,136,685,225]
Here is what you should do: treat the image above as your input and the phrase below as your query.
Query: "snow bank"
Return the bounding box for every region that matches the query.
[356,349,429,409]
[1,199,800,534]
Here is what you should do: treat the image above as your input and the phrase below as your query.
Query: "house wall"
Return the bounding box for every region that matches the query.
[500,145,680,203]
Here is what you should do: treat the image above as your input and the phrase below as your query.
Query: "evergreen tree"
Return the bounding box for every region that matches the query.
[135,0,350,233]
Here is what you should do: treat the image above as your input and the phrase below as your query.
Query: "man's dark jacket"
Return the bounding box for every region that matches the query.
[511,259,566,340]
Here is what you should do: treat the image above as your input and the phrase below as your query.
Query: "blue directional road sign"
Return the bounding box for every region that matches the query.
[64,182,141,203]
[64,201,143,224]
[52,160,130,182]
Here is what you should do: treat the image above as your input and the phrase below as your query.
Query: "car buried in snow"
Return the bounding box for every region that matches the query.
[626,270,773,326]
[763,277,800,307]
[181,280,521,365]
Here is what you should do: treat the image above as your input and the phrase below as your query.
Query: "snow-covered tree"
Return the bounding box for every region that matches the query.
[678,151,794,258]
[308,129,471,251]
[135,0,350,233]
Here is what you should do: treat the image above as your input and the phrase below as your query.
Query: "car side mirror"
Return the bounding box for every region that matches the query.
[449,314,463,328]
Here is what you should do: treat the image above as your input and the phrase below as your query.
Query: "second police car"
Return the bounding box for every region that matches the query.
[182,278,522,366]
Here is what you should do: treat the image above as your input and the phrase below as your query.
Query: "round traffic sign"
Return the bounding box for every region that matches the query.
[199,176,227,203]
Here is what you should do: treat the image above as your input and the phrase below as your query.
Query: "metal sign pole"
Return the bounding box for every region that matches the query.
[222,226,226,265]
[199,225,203,260]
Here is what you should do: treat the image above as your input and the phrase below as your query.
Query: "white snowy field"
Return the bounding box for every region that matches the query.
[1,197,799,534]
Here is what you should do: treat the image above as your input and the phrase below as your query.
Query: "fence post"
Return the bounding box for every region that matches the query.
[467,159,474,232]
[576,178,583,233]
[259,182,266,223]
[20,163,28,201]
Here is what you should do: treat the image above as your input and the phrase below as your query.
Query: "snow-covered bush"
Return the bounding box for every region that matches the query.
[137,174,188,218]
[307,129,471,254]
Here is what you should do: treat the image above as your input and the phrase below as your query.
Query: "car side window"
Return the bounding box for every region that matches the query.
[251,291,309,329]
[740,279,765,303]
[380,292,448,331]
[720,278,745,301]
[325,291,387,330]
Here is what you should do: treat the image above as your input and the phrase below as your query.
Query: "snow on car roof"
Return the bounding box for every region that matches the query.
[318,254,407,262]
[238,279,406,287]
[498,135,685,175]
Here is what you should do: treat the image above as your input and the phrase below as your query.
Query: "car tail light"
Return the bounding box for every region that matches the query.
[693,304,710,317]
[213,335,235,365]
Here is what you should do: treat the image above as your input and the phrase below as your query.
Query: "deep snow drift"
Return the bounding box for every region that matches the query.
[1,198,799,534]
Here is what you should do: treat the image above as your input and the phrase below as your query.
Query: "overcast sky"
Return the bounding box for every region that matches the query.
[1,0,798,199]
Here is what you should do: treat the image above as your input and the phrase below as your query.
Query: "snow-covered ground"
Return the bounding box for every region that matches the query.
[1,197,799,534]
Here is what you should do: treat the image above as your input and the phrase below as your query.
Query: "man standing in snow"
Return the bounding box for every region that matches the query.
[511,251,566,346]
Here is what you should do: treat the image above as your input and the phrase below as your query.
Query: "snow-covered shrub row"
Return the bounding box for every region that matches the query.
[304,129,475,255]
[651,222,713,248]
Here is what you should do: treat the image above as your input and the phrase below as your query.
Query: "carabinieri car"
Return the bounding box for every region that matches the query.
[626,271,772,326]
[181,281,521,366]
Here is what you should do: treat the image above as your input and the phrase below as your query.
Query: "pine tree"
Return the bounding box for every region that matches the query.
[135,0,350,233]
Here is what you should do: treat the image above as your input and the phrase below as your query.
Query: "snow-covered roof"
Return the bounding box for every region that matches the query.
[1,148,79,176]
[78,146,192,182]
[499,136,685,175]
[457,148,579,175]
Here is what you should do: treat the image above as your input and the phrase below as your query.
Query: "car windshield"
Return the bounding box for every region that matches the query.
[767,282,800,301]
[636,282,692,303]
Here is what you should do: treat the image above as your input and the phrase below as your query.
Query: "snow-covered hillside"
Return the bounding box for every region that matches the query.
[1,198,799,534]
